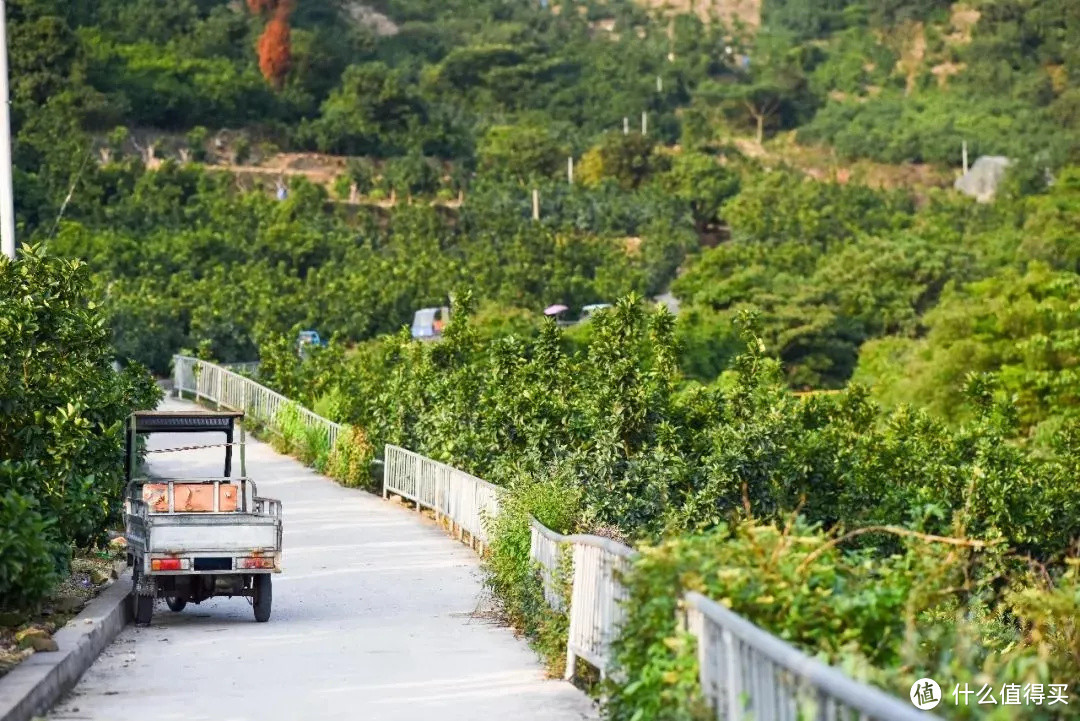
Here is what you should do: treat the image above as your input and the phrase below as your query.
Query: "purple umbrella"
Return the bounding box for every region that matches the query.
[543,304,569,316]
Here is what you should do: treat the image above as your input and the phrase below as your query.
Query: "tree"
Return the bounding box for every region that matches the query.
[305,62,428,156]
[699,34,816,144]
[477,123,568,185]
[578,132,658,190]
[657,151,740,230]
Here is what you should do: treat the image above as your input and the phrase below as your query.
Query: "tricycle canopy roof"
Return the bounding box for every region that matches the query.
[128,410,244,434]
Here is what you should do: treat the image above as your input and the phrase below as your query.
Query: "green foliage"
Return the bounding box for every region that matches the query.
[478,123,568,185]
[325,426,376,490]
[611,520,1080,721]
[269,402,305,456]
[0,489,59,610]
[0,245,160,609]
[856,262,1080,440]
[656,152,740,230]
[579,132,659,190]
[721,169,913,248]
[485,472,581,675]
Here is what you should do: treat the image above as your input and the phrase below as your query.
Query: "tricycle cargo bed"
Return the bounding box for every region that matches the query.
[143,513,281,554]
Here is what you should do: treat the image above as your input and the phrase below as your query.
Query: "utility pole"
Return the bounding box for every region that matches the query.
[0,1,14,261]
[962,140,969,174]
[656,75,662,93]
[623,117,629,135]
[641,112,647,135]
[567,156,574,184]
[532,188,539,221]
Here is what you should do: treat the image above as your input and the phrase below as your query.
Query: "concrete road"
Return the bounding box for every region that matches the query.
[48,397,595,721]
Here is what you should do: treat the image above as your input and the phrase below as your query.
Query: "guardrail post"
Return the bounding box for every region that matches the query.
[413,455,420,512]
[382,445,390,499]
[216,370,223,409]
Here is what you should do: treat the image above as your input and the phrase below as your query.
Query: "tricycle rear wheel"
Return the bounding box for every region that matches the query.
[131,562,154,626]
[253,574,272,622]
[133,593,154,625]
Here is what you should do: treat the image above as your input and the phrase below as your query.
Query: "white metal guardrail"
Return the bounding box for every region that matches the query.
[172,356,342,450]
[222,360,260,376]
[563,534,636,681]
[528,517,636,680]
[684,592,935,721]
[382,444,501,549]
[529,518,567,610]
[174,355,937,720]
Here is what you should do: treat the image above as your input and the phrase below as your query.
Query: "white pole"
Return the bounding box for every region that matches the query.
[642,112,647,135]
[567,156,573,184]
[962,140,968,174]
[0,0,14,261]
[623,117,629,135]
[656,75,662,92]
[532,188,539,221]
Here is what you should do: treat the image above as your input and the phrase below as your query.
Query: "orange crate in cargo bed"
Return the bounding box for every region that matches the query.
[143,483,239,512]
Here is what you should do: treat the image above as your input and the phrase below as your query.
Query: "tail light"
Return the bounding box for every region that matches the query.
[237,557,276,569]
[151,558,187,571]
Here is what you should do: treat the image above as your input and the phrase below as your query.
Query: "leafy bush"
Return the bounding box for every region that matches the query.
[485,468,582,676]
[0,245,159,609]
[610,520,1080,721]
[325,426,376,490]
[0,488,59,610]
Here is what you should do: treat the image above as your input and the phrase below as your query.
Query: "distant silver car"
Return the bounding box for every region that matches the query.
[580,303,612,320]
[411,307,449,340]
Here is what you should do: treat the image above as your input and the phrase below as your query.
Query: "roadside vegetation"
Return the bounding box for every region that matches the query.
[0,246,159,668]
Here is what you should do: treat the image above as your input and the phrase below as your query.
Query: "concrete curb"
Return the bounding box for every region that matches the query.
[0,579,131,721]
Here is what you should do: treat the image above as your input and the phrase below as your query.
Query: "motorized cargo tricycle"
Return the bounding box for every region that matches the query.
[124,410,282,625]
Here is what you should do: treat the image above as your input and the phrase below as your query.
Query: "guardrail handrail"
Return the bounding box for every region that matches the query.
[684,591,936,721]
[527,517,636,680]
[172,355,342,449]
[382,443,500,550]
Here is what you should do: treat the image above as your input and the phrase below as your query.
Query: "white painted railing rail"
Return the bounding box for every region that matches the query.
[529,518,567,610]
[382,444,501,550]
[684,592,936,721]
[172,356,342,449]
[222,360,261,376]
[527,518,636,680]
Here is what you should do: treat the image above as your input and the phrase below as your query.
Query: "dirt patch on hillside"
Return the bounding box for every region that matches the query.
[945,3,980,45]
[345,2,399,36]
[895,21,927,95]
[638,0,760,28]
[738,133,953,191]
[931,61,966,87]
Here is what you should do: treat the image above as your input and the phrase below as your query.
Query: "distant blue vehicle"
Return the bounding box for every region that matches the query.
[297,330,326,357]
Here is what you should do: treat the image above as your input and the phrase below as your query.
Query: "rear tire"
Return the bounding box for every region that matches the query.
[166,596,187,612]
[253,574,272,622]
[131,562,154,626]
[133,594,154,625]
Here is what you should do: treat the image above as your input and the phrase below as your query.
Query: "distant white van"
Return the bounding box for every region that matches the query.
[411,307,449,340]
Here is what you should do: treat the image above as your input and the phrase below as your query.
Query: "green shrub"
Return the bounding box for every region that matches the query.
[0,246,159,608]
[0,488,59,610]
[485,470,582,675]
[270,402,305,455]
[325,425,375,489]
[301,425,331,470]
